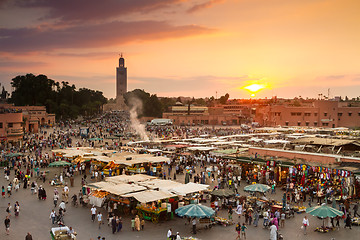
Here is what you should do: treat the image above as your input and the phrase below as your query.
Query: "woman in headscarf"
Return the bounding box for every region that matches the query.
[134,215,141,231]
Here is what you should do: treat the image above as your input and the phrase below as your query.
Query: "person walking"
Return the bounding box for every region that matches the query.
[91,205,96,222]
[6,202,11,217]
[192,218,197,234]
[4,216,10,235]
[269,223,277,240]
[14,201,20,217]
[117,216,123,232]
[228,206,233,220]
[53,193,59,208]
[111,216,117,234]
[235,222,241,240]
[302,216,309,235]
[25,232,33,240]
[131,218,135,231]
[50,209,56,225]
[134,215,140,231]
[344,214,352,229]
[97,211,103,229]
[240,223,247,239]
[280,211,285,228]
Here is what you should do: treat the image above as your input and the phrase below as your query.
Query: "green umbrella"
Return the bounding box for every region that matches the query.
[49,161,71,167]
[175,204,215,218]
[89,137,103,141]
[306,204,344,218]
[211,188,235,197]
[244,184,270,193]
[5,153,23,157]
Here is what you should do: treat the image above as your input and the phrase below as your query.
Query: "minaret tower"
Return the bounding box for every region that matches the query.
[116,53,127,98]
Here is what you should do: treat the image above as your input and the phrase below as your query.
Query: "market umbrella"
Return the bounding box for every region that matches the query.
[48,161,72,167]
[5,153,23,157]
[244,184,270,193]
[306,204,344,227]
[89,137,103,141]
[211,188,235,197]
[175,204,215,218]
[306,204,344,218]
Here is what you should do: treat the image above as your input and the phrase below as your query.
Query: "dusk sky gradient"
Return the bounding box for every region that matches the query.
[0,0,359,99]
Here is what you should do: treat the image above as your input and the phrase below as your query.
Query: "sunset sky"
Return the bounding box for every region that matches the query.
[0,0,360,99]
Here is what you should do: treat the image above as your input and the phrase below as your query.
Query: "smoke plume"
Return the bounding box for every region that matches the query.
[129,97,149,141]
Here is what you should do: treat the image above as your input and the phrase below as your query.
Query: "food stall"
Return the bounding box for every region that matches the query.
[122,190,177,223]
[50,226,76,240]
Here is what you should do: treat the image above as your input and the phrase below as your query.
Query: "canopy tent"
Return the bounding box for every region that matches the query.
[87,182,147,196]
[171,182,209,196]
[122,190,176,203]
[187,146,217,151]
[138,179,183,191]
[105,174,156,184]
[175,204,215,218]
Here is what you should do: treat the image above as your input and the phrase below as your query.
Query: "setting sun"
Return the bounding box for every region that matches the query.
[244,83,266,93]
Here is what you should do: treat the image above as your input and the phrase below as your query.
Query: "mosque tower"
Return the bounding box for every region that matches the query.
[116,54,127,98]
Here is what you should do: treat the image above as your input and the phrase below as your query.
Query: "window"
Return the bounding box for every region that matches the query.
[324,113,328,117]
[274,112,281,116]
[314,122,318,126]
[304,113,311,116]
[338,113,343,117]
[322,122,329,126]
[8,123,13,128]
[0,122,2,128]
[285,122,289,126]
[314,113,318,116]
[358,113,360,116]
[291,112,301,116]
[297,122,301,126]
[348,112,352,116]
[306,122,309,126]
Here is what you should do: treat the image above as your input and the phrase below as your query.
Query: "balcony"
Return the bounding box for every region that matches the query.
[7,128,24,136]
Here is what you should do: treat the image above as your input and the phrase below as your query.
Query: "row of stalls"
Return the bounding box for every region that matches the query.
[51,147,170,178]
[86,174,209,223]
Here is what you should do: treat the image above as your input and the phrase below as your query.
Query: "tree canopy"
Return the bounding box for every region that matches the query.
[9,74,107,119]
[124,89,162,118]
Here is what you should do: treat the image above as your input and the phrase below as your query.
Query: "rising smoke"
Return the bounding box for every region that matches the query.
[129,97,149,141]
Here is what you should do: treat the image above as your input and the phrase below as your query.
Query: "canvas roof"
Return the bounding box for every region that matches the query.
[171,182,209,196]
[87,182,146,195]
[105,174,156,184]
[122,190,176,203]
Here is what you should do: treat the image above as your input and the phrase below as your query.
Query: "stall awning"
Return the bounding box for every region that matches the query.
[87,182,147,196]
[171,182,209,196]
[105,174,156,184]
[122,190,176,203]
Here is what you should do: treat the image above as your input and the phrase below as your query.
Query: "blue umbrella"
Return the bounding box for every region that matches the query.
[175,204,215,218]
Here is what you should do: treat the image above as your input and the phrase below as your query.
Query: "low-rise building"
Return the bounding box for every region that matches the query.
[0,106,23,142]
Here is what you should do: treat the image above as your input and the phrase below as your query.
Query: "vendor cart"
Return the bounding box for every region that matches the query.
[50,226,76,240]
[136,205,167,223]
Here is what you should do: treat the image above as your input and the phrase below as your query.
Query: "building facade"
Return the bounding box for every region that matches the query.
[255,100,360,128]
[0,106,23,142]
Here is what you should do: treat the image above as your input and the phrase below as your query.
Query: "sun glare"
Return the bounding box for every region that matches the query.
[244,83,266,93]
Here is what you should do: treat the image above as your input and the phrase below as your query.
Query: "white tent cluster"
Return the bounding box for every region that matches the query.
[87,174,209,204]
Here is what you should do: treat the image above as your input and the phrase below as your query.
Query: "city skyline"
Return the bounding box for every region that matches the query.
[0,0,360,99]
